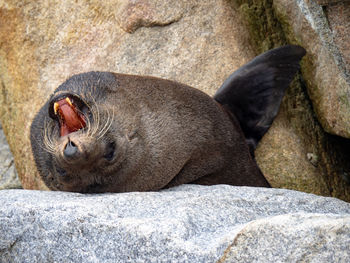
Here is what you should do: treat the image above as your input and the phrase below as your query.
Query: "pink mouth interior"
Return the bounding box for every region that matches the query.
[56,98,86,137]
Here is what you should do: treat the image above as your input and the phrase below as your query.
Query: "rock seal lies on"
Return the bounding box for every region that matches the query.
[30,45,306,193]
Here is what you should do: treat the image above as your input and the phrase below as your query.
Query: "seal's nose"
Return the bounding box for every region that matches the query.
[64,140,78,158]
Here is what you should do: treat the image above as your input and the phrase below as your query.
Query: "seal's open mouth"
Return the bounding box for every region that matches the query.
[49,93,87,137]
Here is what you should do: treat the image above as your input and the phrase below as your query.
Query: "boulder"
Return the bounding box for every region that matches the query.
[0,0,255,190]
[0,122,21,190]
[326,1,350,77]
[273,0,350,138]
[220,213,350,262]
[0,0,349,201]
[232,0,350,201]
[0,185,349,262]
[316,0,347,5]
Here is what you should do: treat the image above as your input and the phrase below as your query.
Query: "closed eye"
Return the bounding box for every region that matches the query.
[104,141,116,161]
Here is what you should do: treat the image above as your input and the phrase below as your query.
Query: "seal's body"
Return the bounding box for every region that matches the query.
[30,45,305,193]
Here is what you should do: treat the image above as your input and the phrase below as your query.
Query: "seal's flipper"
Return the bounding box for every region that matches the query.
[214,45,306,153]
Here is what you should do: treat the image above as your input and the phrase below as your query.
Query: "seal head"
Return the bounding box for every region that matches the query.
[31,72,131,192]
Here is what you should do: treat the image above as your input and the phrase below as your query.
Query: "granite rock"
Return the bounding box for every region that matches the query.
[0,0,349,201]
[0,0,254,190]
[233,0,350,201]
[219,213,350,262]
[316,0,348,5]
[271,0,350,200]
[327,1,350,77]
[273,0,350,138]
[0,185,349,262]
[0,122,21,189]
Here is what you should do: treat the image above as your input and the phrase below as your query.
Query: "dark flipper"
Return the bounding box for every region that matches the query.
[214,45,306,153]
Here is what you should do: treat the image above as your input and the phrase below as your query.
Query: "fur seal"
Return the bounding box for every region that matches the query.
[30,45,306,193]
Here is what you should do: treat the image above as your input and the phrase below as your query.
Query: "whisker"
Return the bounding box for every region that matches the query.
[97,107,112,140]
[79,93,100,138]
[71,92,114,141]
[98,107,115,140]
[85,94,100,138]
[43,119,57,154]
[97,109,109,139]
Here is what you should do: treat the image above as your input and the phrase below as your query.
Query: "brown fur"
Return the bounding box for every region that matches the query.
[31,45,305,193]
[31,72,269,193]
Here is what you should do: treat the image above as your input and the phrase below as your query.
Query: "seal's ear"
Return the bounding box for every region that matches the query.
[214,45,306,154]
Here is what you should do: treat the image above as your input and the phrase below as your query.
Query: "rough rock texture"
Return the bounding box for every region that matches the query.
[327,1,350,76]
[255,103,329,196]
[273,0,350,138]
[219,213,350,262]
[0,0,349,201]
[272,0,350,199]
[233,0,350,201]
[0,122,21,190]
[316,0,348,5]
[0,0,255,190]
[1,185,350,263]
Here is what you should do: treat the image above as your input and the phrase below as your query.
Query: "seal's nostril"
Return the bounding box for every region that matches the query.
[64,140,78,158]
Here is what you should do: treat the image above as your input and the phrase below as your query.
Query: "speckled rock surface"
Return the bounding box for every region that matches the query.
[0,0,255,190]
[233,0,350,201]
[1,185,349,263]
[327,1,350,76]
[273,0,350,138]
[255,108,330,196]
[0,122,21,189]
[219,213,350,262]
[1,0,349,201]
[316,0,347,5]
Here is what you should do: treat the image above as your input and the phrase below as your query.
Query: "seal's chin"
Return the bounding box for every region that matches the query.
[48,93,88,137]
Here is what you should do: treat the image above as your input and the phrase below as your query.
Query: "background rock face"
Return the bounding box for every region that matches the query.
[0,0,254,190]
[232,0,350,201]
[273,0,350,138]
[327,1,350,77]
[0,0,349,201]
[1,185,350,262]
[0,122,20,190]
